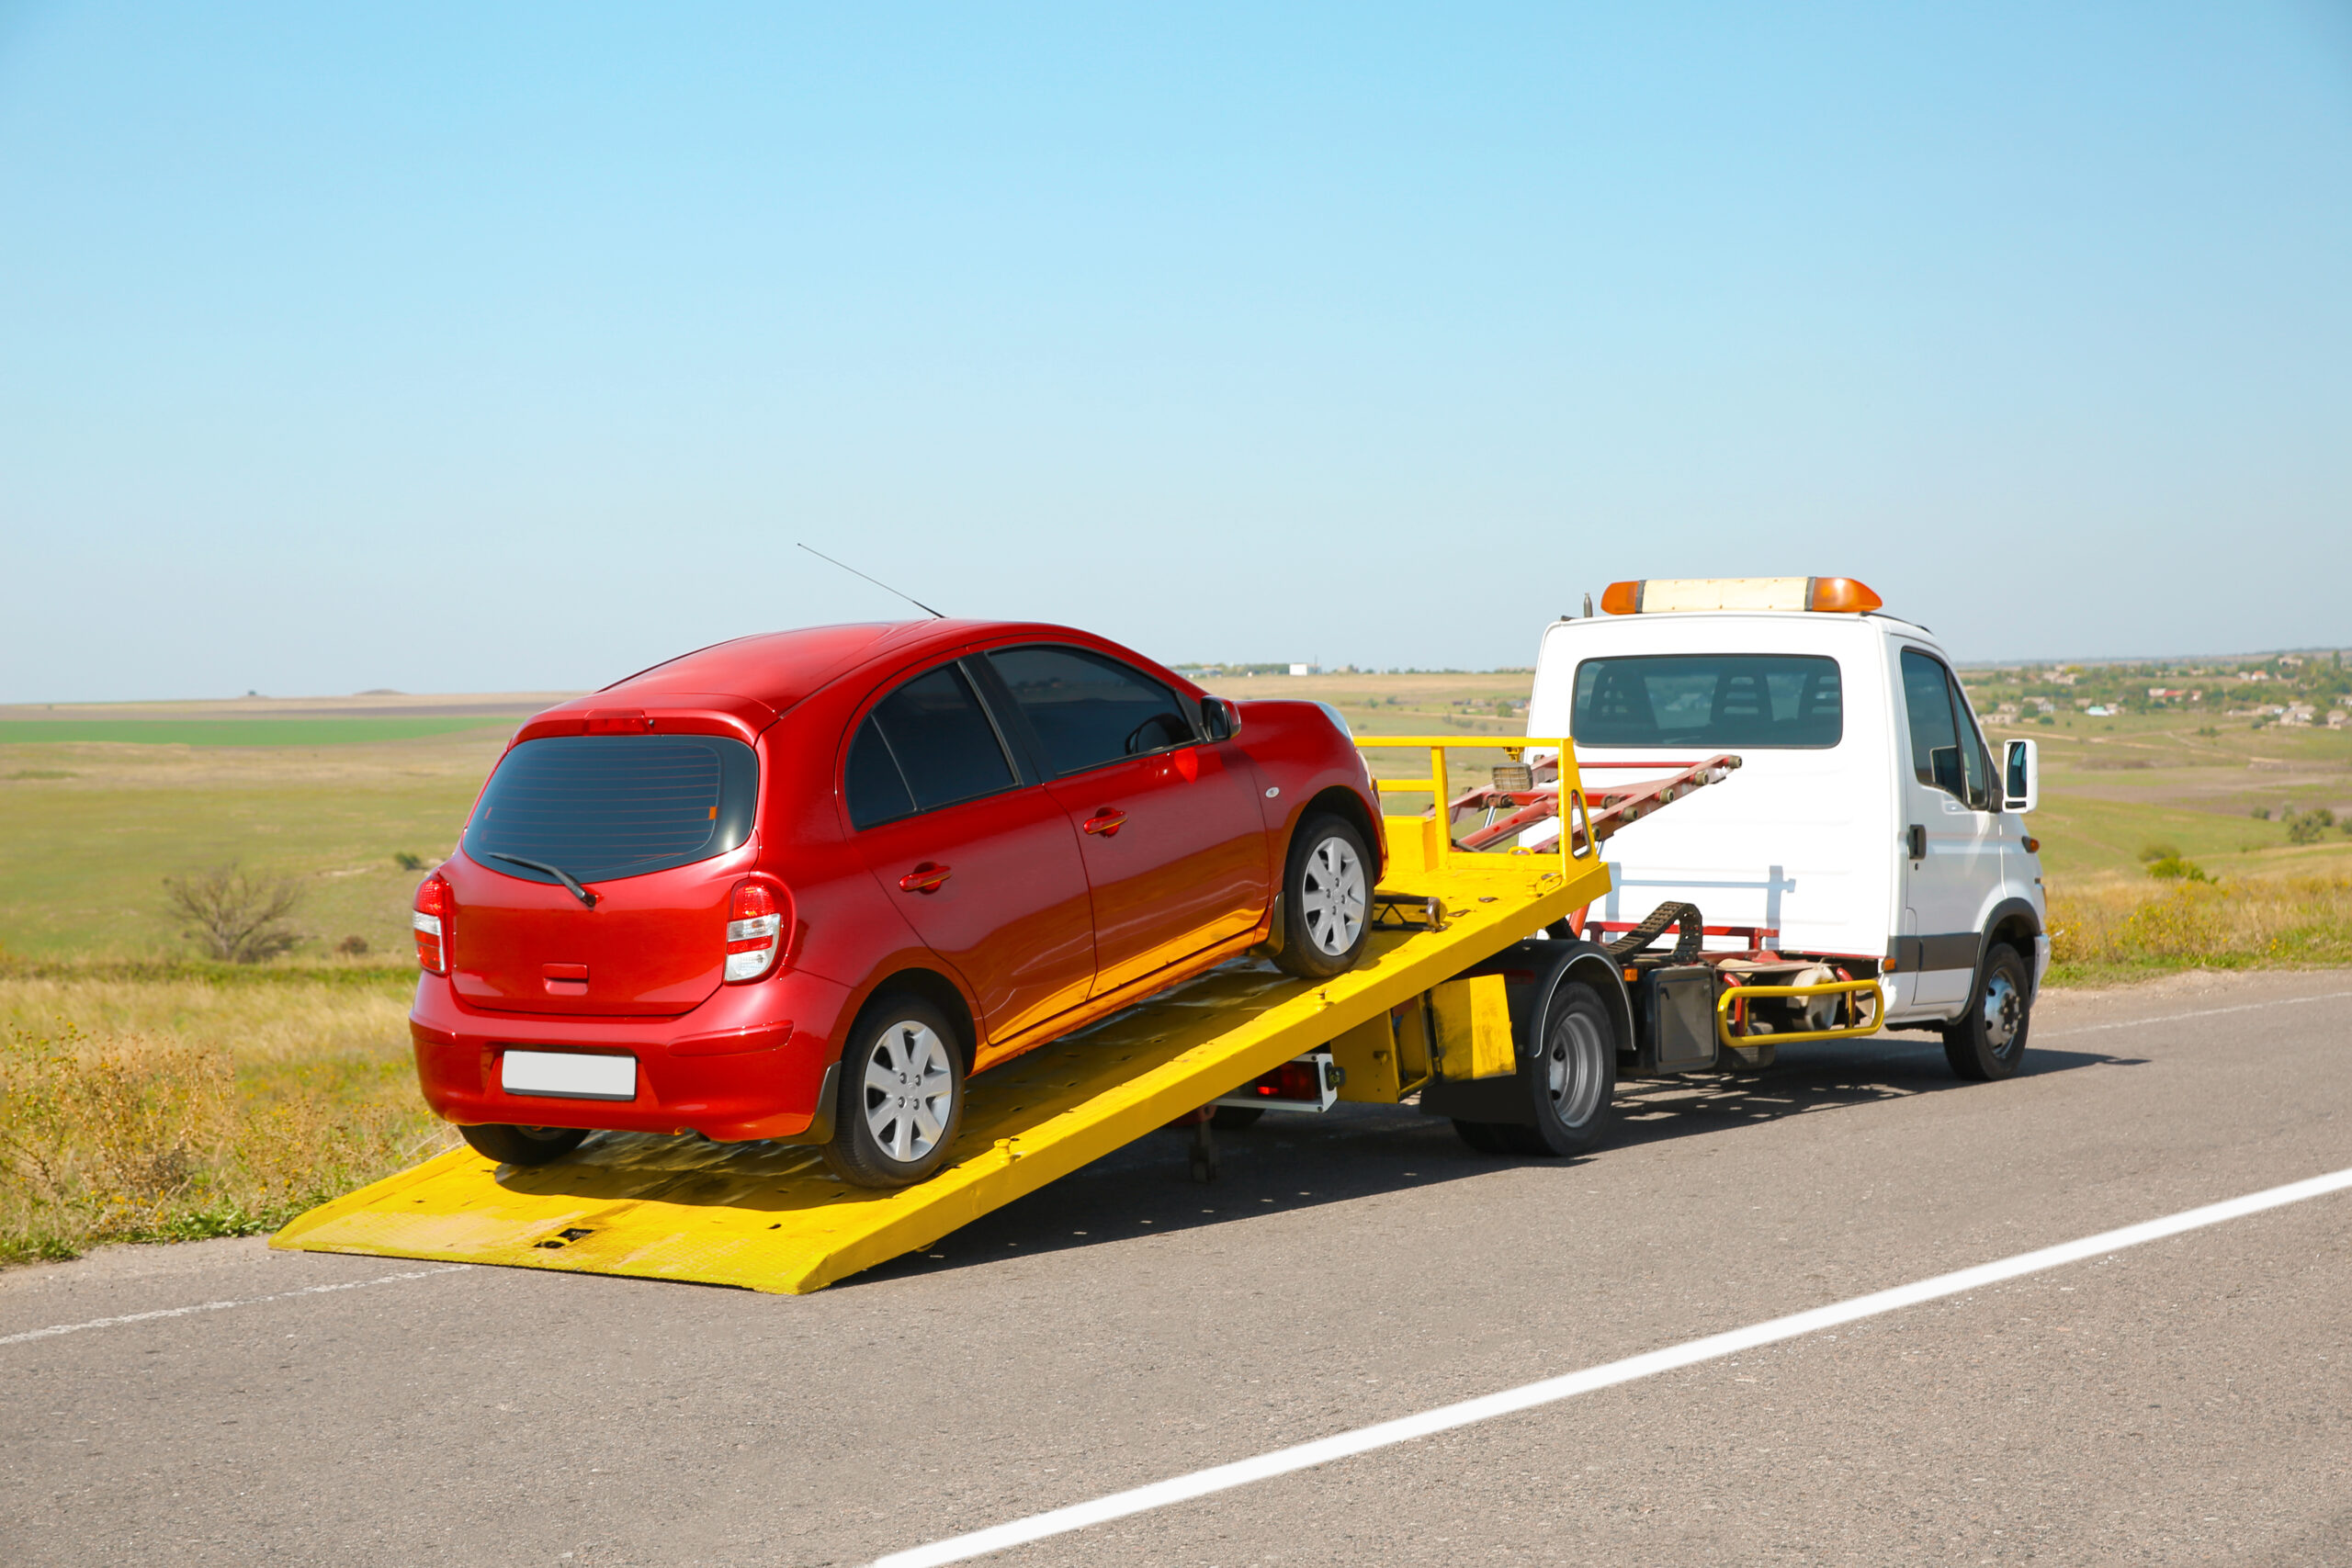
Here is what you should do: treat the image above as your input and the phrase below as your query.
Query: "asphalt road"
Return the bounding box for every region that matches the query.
[6,966,2350,1566]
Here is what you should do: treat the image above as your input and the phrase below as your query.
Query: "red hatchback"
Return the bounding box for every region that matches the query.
[411,620,1381,1187]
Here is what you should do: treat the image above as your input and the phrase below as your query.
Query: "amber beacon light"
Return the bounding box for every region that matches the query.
[1598,576,1883,615]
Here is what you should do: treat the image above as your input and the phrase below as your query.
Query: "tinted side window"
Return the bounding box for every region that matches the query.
[843,716,916,829]
[869,664,1015,813]
[1900,649,1965,799]
[988,646,1195,776]
[1570,654,1843,748]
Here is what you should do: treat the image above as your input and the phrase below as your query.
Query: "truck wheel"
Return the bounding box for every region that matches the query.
[1943,942,2031,1082]
[1272,814,1373,979]
[1521,979,1617,1156]
[822,997,966,1189]
[1210,1105,1265,1131]
[460,1123,587,1167]
[1452,980,1618,1158]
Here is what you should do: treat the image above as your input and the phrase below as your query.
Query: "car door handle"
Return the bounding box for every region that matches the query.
[1082,809,1127,838]
[1906,825,1927,861]
[898,863,952,894]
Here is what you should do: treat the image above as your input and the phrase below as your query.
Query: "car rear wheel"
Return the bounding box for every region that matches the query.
[1272,814,1373,979]
[1943,942,2031,1081]
[460,1123,588,1167]
[822,996,967,1189]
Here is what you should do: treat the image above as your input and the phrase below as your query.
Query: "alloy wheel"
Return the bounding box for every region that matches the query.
[1299,835,1368,956]
[862,1020,956,1164]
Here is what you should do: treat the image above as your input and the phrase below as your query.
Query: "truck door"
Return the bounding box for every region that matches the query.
[1894,647,1999,1010]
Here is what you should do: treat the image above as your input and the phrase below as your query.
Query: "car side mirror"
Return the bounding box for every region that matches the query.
[1200,697,1239,742]
[2004,739,2038,814]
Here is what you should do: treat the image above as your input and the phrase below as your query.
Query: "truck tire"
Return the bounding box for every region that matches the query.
[1943,942,2031,1082]
[460,1123,588,1167]
[1453,978,1618,1157]
[1272,814,1373,980]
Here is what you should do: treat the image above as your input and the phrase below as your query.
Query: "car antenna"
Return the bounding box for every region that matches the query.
[796,543,945,618]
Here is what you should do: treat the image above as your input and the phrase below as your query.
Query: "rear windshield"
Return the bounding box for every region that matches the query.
[1571,654,1844,749]
[465,735,759,886]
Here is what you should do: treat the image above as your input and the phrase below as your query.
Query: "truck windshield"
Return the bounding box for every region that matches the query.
[1571,654,1843,749]
[465,734,759,886]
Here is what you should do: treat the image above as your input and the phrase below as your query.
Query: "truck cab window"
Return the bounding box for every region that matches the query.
[1945,668,1993,810]
[1570,654,1842,749]
[1901,648,1984,807]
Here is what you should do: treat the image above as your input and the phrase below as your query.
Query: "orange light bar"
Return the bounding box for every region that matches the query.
[1804,577,1883,614]
[1597,577,1884,615]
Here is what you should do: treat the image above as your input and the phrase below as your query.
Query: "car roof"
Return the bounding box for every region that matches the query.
[593,618,1155,715]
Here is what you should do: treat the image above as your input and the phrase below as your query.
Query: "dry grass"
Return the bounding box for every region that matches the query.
[2047,873,2352,986]
[0,968,454,1263]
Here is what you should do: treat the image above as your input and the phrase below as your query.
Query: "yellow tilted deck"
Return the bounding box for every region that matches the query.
[274,740,1611,1293]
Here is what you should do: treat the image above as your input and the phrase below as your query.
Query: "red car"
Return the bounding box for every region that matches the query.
[411,620,1381,1187]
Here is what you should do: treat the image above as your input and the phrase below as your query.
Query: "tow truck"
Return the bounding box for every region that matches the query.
[281,574,2006,1294]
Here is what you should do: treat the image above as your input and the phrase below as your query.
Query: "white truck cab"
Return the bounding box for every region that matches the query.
[1521,576,2047,1076]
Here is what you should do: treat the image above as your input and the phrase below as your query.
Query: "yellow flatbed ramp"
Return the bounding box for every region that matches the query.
[277,818,1607,1293]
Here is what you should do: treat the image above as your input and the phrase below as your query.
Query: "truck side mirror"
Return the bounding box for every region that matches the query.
[2003,739,2038,814]
[1200,696,1240,742]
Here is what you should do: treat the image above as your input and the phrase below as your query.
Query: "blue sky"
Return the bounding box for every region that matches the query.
[4,3,2347,701]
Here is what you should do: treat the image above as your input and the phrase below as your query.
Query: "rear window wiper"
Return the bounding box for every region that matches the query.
[485,852,599,908]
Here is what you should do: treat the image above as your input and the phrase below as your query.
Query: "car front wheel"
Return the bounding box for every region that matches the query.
[1272,813,1373,979]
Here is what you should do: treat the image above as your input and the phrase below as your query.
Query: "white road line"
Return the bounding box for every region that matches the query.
[2038,989,2352,1039]
[0,1265,469,1348]
[872,1165,2352,1568]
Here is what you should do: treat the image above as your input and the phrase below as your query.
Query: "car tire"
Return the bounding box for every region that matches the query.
[821,995,967,1189]
[1272,814,1374,980]
[1943,942,2031,1082]
[460,1123,588,1167]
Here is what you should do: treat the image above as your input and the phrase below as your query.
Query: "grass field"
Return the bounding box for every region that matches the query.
[1,677,2346,1262]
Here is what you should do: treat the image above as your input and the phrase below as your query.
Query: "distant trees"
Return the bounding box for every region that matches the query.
[162,864,303,964]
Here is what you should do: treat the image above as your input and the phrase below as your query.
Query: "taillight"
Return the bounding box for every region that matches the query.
[413,874,449,975]
[725,881,784,983]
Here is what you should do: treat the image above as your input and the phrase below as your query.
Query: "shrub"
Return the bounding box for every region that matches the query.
[334,935,370,956]
[2138,840,2182,864]
[392,852,428,872]
[2286,807,2337,845]
[162,863,303,963]
[2144,854,2212,883]
[2251,807,2271,820]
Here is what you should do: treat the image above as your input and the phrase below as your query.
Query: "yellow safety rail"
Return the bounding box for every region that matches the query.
[1714,978,1886,1048]
[1354,737,1595,876]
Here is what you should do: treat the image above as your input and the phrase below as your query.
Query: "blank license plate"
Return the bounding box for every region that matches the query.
[501,1050,637,1101]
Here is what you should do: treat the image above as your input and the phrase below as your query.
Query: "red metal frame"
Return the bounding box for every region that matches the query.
[1449,754,1742,853]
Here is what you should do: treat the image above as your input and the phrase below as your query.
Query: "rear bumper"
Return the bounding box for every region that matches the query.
[410,969,853,1143]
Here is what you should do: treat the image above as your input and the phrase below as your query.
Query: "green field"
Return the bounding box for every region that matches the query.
[0,716,520,748]
[1,678,2344,1264]
[3,680,2348,961]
